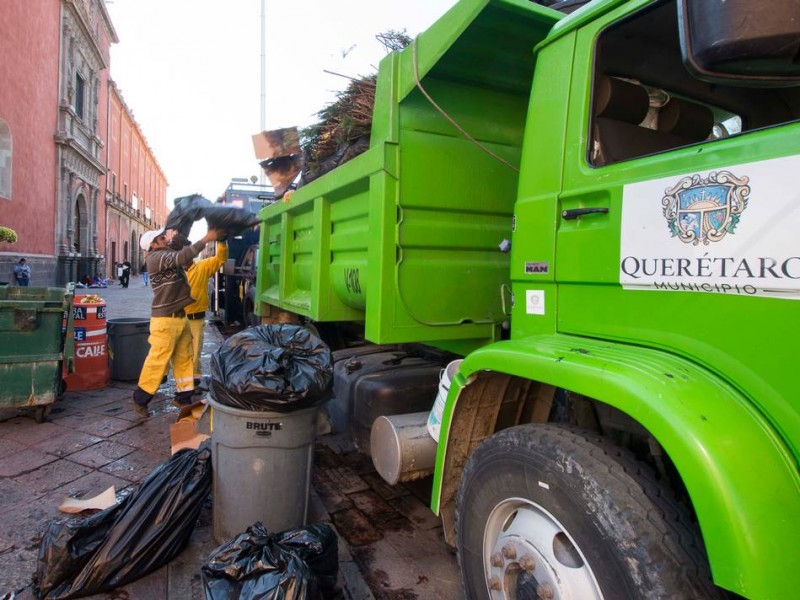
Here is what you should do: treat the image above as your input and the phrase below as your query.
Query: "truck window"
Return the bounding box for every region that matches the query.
[589,0,800,167]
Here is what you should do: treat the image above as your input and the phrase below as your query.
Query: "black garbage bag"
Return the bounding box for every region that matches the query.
[274,523,339,594]
[166,193,259,238]
[34,445,212,600]
[201,522,339,600]
[210,324,333,412]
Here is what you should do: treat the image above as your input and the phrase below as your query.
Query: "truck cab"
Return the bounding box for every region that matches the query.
[255,0,800,597]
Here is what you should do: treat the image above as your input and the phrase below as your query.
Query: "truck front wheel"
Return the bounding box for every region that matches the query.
[456,424,722,599]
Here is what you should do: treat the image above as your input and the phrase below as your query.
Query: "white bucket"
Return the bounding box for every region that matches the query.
[427,359,463,442]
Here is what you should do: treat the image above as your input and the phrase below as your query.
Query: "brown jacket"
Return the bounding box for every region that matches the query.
[146,240,208,317]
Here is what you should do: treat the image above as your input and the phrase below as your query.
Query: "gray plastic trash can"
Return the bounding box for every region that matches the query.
[107,318,150,381]
[209,397,319,543]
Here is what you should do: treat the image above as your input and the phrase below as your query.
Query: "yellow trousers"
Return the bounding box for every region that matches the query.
[137,316,194,394]
[188,316,205,379]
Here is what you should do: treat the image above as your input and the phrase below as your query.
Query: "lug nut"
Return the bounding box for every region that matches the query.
[537,582,555,599]
[501,544,517,559]
[489,576,502,591]
[518,554,536,572]
[490,553,504,567]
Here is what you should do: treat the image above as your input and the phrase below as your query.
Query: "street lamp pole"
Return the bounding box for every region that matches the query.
[259,0,266,185]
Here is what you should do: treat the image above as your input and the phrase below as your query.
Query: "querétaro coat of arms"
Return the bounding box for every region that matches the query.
[662,171,750,245]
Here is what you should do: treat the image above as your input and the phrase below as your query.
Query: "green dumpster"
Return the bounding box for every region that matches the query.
[0,286,74,422]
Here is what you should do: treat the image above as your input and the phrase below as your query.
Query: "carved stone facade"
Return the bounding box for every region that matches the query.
[54,0,114,284]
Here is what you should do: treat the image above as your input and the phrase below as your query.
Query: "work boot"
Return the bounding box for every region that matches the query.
[132,402,150,419]
[132,387,153,418]
[172,389,204,408]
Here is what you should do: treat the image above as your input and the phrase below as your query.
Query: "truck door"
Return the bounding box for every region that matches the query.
[555,0,800,442]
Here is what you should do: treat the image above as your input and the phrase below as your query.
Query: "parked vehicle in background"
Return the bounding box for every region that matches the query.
[253,0,800,597]
[210,179,274,327]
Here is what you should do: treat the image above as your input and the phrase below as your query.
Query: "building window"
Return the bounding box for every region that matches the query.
[75,73,85,119]
[123,183,128,202]
[0,119,11,199]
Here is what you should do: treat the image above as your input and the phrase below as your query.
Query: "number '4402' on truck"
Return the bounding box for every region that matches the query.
[254,0,800,597]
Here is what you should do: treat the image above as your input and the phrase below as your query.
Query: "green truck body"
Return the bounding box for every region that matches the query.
[256,0,800,597]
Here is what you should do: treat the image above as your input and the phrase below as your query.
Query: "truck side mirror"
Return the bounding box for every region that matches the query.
[677,0,800,86]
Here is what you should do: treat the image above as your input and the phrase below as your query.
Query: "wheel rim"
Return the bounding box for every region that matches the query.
[483,497,603,600]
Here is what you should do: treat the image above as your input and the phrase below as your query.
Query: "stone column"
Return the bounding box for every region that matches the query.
[56,167,73,285]
[90,187,99,256]
[57,166,72,256]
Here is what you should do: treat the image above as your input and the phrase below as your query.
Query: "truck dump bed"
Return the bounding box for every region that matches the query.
[257,0,560,353]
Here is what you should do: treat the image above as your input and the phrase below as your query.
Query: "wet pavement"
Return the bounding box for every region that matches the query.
[0,277,461,599]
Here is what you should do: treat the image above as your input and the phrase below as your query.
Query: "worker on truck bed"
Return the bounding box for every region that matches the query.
[132,226,220,418]
[184,237,228,387]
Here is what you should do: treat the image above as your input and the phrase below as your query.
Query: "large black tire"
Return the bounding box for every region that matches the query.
[456,424,723,600]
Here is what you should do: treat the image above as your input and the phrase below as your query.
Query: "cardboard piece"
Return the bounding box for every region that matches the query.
[260,155,302,199]
[252,127,303,199]
[251,127,301,161]
[59,486,117,514]
[170,400,210,454]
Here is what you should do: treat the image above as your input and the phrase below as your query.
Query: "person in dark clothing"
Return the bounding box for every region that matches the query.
[131,226,220,418]
[121,261,131,288]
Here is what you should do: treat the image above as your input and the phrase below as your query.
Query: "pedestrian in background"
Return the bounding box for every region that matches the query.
[141,261,149,286]
[13,258,31,286]
[121,260,131,288]
[131,226,220,418]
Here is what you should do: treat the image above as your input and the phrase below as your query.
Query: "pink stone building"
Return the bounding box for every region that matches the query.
[0,0,168,286]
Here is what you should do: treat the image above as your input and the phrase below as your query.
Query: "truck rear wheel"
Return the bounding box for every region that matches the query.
[456,424,723,599]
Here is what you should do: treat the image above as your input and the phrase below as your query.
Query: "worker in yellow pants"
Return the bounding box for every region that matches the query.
[185,239,228,386]
[132,226,220,418]
[137,315,195,397]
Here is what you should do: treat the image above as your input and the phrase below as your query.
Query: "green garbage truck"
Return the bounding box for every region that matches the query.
[254,0,800,597]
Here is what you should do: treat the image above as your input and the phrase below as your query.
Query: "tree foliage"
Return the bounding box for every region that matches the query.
[299,30,412,183]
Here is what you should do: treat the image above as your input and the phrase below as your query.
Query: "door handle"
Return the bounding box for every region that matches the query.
[561,207,609,220]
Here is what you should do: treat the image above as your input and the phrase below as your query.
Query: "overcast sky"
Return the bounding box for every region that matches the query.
[104,0,456,209]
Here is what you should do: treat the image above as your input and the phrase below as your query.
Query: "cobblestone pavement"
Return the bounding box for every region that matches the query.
[0,277,461,599]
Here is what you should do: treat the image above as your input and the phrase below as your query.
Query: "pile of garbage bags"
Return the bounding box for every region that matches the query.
[210,324,333,412]
[34,445,212,599]
[202,522,339,600]
[32,445,340,600]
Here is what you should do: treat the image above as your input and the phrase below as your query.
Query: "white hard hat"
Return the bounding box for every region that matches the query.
[140,227,166,251]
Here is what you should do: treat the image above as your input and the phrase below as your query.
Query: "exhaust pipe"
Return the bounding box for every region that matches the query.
[370,412,438,485]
